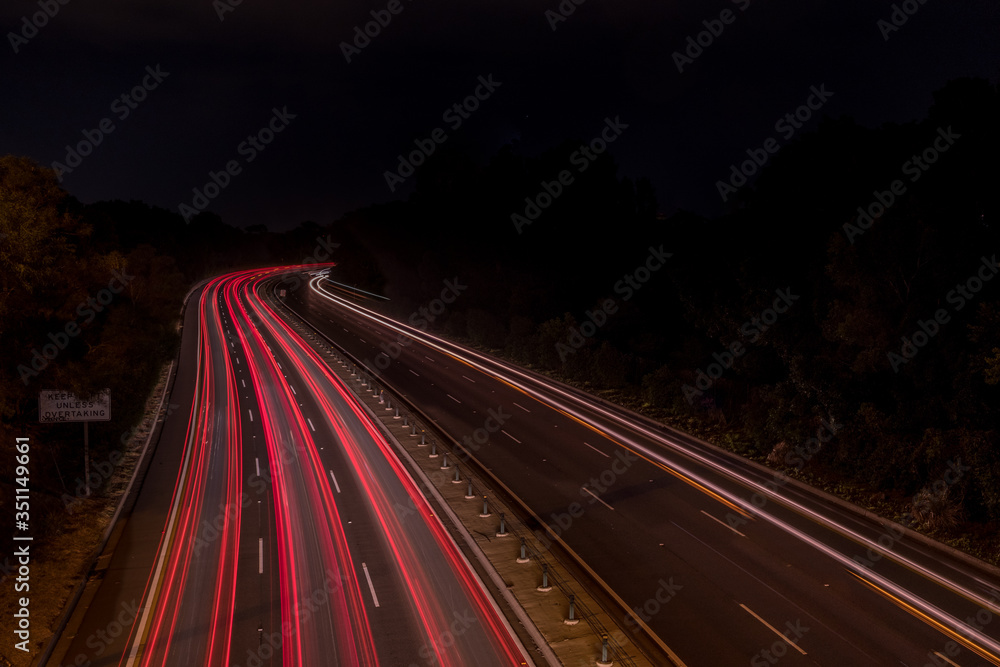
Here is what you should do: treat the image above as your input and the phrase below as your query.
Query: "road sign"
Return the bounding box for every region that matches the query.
[38,389,111,423]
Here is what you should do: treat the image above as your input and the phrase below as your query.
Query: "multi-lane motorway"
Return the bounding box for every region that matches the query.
[49,265,1000,667]
[52,268,530,667]
[282,272,1000,667]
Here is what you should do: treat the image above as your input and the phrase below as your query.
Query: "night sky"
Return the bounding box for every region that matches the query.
[2,0,997,231]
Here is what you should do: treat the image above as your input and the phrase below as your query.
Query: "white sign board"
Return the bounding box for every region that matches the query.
[39,389,111,423]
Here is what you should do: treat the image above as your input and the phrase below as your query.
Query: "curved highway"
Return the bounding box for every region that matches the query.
[53,267,532,667]
[282,272,1000,667]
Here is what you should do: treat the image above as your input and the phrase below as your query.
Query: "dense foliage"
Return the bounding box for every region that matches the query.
[0,163,375,539]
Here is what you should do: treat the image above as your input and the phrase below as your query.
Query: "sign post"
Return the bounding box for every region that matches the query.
[39,389,111,496]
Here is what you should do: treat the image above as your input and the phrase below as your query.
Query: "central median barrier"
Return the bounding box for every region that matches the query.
[268,278,681,667]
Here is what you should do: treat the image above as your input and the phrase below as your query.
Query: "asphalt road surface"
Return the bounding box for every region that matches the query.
[282,272,1000,667]
[53,268,532,667]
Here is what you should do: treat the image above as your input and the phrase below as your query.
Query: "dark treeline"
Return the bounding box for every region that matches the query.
[1,76,997,558]
[335,77,1000,548]
[0,160,377,539]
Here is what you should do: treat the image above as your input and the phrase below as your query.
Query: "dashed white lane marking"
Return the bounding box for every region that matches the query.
[700,509,746,537]
[582,441,610,458]
[362,563,379,607]
[582,487,613,510]
[739,604,807,655]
